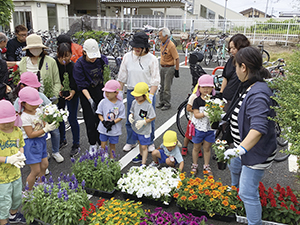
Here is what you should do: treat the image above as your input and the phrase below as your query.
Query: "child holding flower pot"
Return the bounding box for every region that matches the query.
[96,80,125,158]
[19,87,57,190]
[129,82,156,166]
[190,74,216,175]
[150,130,184,171]
[0,100,27,225]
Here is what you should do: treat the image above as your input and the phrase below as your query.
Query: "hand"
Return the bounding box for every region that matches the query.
[6,152,26,166]
[128,114,135,124]
[149,94,154,103]
[6,85,12,94]
[14,160,26,169]
[105,121,115,132]
[224,145,247,159]
[102,120,110,128]
[135,119,147,130]
[88,98,97,112]
[203,111,210,118]
[174,70,179,78]
[215,92,223,99]
[65,90,75,101]
[43,122,57,133]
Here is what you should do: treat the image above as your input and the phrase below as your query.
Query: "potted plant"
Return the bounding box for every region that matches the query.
[71,146,121,197]
[212,139,230,170]
[174,173,240,222]
[22,173,90,225]
[79,198,146,225]
[61,72,71,97]
[36,103,69,127]
[103,64,111,85]
[236,182,300,224]
[43,75,54,99]
[117,166,180,207]
[141,207,209,225]
[204,96,225,129]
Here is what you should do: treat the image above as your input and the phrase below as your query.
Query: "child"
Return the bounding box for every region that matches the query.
[129,82,156,166]
[181,84,202,157]
[14,71,64,163]
[190,74,216,175]
[150,130,184,172]
[96,80,125,158]
[19,86,56,190]
[0,100,27,225]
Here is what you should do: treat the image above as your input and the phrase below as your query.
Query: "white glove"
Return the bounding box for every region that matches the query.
[203,111,210,118]
[6,152,26,166]
[135,119,147,130]
[149,93,154,103]
[43,122,57,133]
[14,160,25,169]
[128,114,135,124]
[224,145,247,159]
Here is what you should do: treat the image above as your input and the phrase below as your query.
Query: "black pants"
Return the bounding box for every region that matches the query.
[79,83,104,145]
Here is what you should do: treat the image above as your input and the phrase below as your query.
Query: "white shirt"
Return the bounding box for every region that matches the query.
[21,111,45,139]
[117,51,160,90]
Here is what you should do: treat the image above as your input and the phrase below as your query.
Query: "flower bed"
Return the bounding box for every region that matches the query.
[174,173,240,221]
[79,198,145,224]
[71,147,121,195]
[117,166,180,206]
[22,173,90,225]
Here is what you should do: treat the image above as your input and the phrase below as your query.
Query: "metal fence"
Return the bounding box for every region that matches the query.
[60,16,300,46]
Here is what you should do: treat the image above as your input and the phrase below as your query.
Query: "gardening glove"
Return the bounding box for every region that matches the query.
[149,93,154,103]
[105,121,115,132]
[135,119,147,130]
[102,120,110,129]
[43,122,57,133]
[128,114,135,124]
[203,110,210,118]
[224,145,247,159]
[88,98,97,113]
[174,70,179,78]
[5,152,26,167]
[14,160,26,169]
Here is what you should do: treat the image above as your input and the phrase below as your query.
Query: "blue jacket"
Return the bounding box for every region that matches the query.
[239,82,277,166]
[73,55,108,91]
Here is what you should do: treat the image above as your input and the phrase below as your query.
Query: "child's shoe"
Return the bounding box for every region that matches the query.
[9,212,26,224]
[203,164,213,175]
[140,164,146,168]
[149,161,160,168]
[181,147,188,156]
[132,154,142,163]
[190,163,198,174]
[198,149,203,158]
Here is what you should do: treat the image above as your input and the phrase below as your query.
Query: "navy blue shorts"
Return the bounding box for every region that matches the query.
[132,131,151,146]
[99,134,119,144]
[158,149,178,165]
[192,129,215,144]
[24,136,47,165]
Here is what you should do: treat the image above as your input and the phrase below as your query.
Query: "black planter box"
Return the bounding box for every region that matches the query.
[176,203,236,222]
[122,192,173,208]
[85,187,116,198]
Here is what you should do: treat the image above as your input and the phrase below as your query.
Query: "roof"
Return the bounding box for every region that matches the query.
[240,7,266,15]
[101,0,185,7]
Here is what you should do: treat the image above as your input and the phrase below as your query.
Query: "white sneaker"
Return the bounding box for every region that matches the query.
[148,144,156,152]
[149,161,160,168]
[89,144,98,155]
[52,152,64,163]
[45,168,50,175]
[123,143,138,152]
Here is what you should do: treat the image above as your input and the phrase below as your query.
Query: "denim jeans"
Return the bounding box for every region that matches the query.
[126,89,156,145]
[228,157,242,188]
[229,157,265,225]
[49,128,60,154]
[58,96,80,145]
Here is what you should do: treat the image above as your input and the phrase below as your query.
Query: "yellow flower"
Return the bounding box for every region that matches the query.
[230,205,237,210]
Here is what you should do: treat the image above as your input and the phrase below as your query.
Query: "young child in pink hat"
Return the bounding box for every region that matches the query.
[0,100,27,225]
[95,80,125,158]
[190,74,216,175]
[14,71,64,165]
[19,86,56,190]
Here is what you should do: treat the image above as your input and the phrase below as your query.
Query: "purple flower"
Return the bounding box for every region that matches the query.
[49,176,54,184]
[57,177,61,182]
[71,157,75,163]
[81,180,85,189]
[64,195,69,201]
[71,174,76,181]
[44,186,48,194]
[25,183,29,191]
[140,222,147,225]
[94,159,98,167]
[190,222,199,225]
[112,150,116,158]
[57,190,63,198]
[57,182,61,189]
[69,182,73,190]
[66,174,70,182]
[60,172,64,177]
[175,212,182,219]
[155,207,163,212]
[41,176,46,182]
[157,217,164,224]
[49,171,52,176]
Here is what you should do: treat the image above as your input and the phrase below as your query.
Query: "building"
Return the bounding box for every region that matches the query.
[239,7,271,18]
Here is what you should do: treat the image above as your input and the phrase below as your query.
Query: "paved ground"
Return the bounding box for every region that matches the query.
[18,53,298,225]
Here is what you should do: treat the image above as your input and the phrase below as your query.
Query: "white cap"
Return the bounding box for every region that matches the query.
[83,39,100,59]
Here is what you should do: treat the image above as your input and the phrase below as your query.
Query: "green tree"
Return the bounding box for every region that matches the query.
[0,0,14,26]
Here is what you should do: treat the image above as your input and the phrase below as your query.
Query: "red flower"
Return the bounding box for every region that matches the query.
[290,204,297,212]
[96,199,105,208]
[13,65,18,72]
[261,197,267,207]
[280,202,288,210]
[275,183,281,191]
[279,187,286,196]
[89,203,96,212]
[79,206,90,221]
[270,199,277,207]
[1,47,7,53]
[296,211,300,215]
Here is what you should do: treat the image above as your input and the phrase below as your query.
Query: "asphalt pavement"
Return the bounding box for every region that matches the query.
[20,53,298,225]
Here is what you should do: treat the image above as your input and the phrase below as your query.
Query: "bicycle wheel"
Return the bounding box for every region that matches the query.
[155,39,161,51]
[274,148,290,162]
[211,48,218,64]
[181,41,187,53]
[171,38,178,47]
[275,122,288,147]
[262,50,270,64]
[203,48,211,66]
[176,100,189,138]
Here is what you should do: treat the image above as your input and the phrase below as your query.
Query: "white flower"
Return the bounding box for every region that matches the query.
[218,145,225,150]
[221,140,227,145]
[216,139,221,144]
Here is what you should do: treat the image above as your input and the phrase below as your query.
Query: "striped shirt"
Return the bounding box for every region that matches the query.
[230,87,276,170]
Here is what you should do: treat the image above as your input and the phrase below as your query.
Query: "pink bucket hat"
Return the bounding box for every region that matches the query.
[102,80,122,101]
[18,86,43,112]
[19,72,41,88]
[196,74,215,96]
[0,100,17,124]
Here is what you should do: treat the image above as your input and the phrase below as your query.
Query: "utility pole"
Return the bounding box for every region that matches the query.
[265,0,270,18]
[223,0,228,33]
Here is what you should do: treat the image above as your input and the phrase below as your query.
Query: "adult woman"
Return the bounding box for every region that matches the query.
[219,34,250,109]
[73,39,108,153]
[224,46,277,225]
[18,34,62,163]
[117,32,160,156]
[55,42,80,157]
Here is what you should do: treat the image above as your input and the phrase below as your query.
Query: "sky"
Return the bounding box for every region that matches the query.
[211,0,297,17]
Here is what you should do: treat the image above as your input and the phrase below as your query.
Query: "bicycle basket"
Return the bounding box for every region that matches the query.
[189,51,204,64]
[190,64,207,87]
[180,32,189,40]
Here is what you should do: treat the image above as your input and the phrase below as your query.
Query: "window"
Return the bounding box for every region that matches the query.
[200,5,207,18]
[47,3,57,30]
[208,9,215,20]
[13,11,32,30]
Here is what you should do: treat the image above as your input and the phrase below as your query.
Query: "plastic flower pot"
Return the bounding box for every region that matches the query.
[62,90,70,98]
[217,161,227,170]
[85,187,116,199]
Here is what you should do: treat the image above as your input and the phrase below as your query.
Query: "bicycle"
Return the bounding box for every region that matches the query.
[257,37,270,64]
[215,33,230,67]
[266,58,286,78]
[181,30,199,53]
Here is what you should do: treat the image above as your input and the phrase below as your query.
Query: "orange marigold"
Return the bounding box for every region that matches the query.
[230,205,237,210]
[188,196,194,201]
[181,196,187,201]
[222,200,229,206]
[231,186,237,191]
[192,195,198,199]
[173,193,179,198]
[210,198,214,202]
